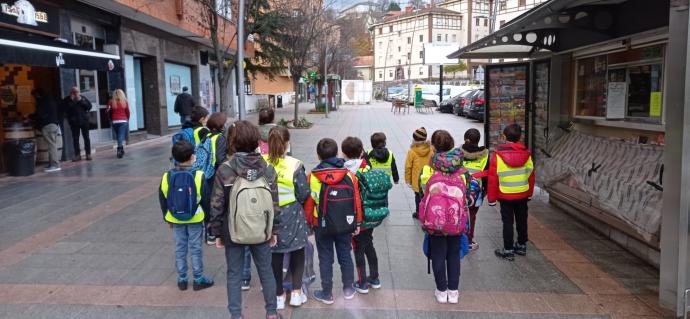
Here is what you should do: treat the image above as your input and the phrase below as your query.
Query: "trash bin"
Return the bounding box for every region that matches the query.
[3,139,36,176]
[277,95,283,108]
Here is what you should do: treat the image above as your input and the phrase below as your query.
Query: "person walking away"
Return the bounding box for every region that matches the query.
[107,89,130,158]
[461,128,489,251]
[257,107,276,155]
[488,124,535,261]
[158,140,214,292]
[208,120,283,319]
[404,127,432,219]
[62,86,92,161]
[174,86,195,124]
[368,132,400,184]
[31,89,61,172]
[265,126,310,309]
[303,138,363,304]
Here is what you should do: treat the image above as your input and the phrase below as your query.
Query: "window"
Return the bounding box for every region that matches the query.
[378,41,382,47]
[475,18,479,26]
[378,28,382,35]
[518,0,526,6]
[445,34,448,42]
[499,20,506,28]
[389,26,393,32]
[419,35,423,42]
[215,0,232,20]
[407,37,411,44]
[500,0,507,11]
[419,51,424,59]
[407,52,411,60]
[452,34,457,42]
[575,56,608,117]
[484,19,488,27]
[378,72,383,79]
[437,34,442,42]
[419,67,424,75]
[398,46,401,52]
[389,71,393,77]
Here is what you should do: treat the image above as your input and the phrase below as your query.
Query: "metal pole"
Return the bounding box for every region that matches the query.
[325,42,329,118]
[237,0,246,120]
[439,65,444,106]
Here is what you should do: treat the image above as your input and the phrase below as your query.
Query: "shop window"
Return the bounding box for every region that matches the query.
[575,56,607,117]
[627,64,662,119]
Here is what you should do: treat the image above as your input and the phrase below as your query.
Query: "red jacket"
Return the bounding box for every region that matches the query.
[303,168,363,228]
[107,101,130,122]
[487,142,535,202]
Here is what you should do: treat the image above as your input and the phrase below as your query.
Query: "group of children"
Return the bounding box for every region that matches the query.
[159,107,535,318]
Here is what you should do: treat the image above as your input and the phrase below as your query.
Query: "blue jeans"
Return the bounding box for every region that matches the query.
[172,223,204,280]
[243,246,252,281]
[225,241,277,318]
[112,122,128,147]
[314,229,355,295]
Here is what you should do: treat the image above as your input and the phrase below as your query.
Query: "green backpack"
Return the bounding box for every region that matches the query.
[357,169,393,228]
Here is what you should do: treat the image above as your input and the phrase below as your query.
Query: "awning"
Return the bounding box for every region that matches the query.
[0,29,120,71]
[448,0,669,59]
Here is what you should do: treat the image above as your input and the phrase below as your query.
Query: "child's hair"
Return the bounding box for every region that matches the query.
[503,124,522,142]
[317,138,338,160]
[229,120,261,153]
[370,132,386,149]
[191,106,210,123]
[258,107,275,125]
[341,136,364,159]
[206,112,227,132]
[431,130,455,152]
[268,126,290,165]
[172,140,195,163]
[464,128,481,145]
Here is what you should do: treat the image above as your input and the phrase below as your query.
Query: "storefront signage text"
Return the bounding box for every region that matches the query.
[0,0,58,35]
[1,1,48,26]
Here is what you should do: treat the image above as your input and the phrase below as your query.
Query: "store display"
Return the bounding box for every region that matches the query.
[485,63,529,150]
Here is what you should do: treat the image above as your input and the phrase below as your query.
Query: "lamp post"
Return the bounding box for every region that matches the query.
[237,0,246,120]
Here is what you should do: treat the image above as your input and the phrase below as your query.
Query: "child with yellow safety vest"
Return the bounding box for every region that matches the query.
[461,129,489,251]
[202,112,227,246]
[158,140,214,292]
[488,124,535,261]
[264,126,311,310]
[183,106,210,145]
[368,132,400,184]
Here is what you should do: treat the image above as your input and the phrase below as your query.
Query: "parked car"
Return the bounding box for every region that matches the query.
[439,93,462,113]
[452,90,476,116]
[465,89,485,121]
[420,85,475,108]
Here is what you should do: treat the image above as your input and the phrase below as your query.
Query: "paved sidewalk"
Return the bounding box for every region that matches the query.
[0,102,669,319]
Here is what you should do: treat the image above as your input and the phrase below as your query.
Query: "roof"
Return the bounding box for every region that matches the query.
[372,7,463,26]
[353,56,373,66]
[338,1,376,14]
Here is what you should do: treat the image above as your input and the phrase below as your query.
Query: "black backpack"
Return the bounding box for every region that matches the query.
[317,170,358,235]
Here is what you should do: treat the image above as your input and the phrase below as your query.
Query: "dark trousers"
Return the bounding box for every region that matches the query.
[499,199,529,250]
[429,235,461,291]
[272,248,305,296]
[224,241,276,318]
[353,228,378,284]
[70,123,91,156]
[314,229,354,295]
[467,206,479,243]
[414,192,422,214]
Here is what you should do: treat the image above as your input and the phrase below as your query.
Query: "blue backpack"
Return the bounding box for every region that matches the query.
[166,170,199,221]
[172,127,195,147]
[193,135,215,179]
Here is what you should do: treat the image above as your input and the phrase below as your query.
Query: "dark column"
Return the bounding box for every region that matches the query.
[439,65,444,106]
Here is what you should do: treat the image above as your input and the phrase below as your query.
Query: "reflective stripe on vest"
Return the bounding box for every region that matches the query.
[309,174,322,219]
[264,155,301,206]
[496,155,533,194]
[419,165,434,190]
[367,149,393,176]
[209,133,221,166]
[193,127,205,145]
[161,170,205,224]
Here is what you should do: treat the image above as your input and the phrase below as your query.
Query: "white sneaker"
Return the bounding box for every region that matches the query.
[277,294,286,310]
[435,290,448,304]
[448,290,459,304]
[44,166,61,173]
[290,290,307,307]
[470,242,479,251]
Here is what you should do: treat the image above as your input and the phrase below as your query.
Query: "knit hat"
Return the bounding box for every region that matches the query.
[413,127,427,141]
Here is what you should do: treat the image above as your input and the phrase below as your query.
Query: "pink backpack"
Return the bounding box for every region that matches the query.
[418,170,470,236]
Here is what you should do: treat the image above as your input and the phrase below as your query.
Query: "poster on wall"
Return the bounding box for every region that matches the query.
[485,63,530,151]
[606,82,627,119]
[170,75,181,95]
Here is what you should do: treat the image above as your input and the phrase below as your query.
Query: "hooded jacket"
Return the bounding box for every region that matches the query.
[487,142,534,202]
[173,92,195,116]
[461,143,489,193]
[208,152,281,245]
[369,147,400,183]
[303,157,363,228]
[405,141,432,192]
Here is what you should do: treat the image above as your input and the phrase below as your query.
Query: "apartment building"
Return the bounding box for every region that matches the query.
[495,0,549,29]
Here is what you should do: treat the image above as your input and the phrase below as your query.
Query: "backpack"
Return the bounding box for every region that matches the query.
[468,177,482,207]
[227,169,275,244]
[172,127,195,147]
[356,169,393,228]
[317,170,358,235]
[193,135,215,178]
[166,170,200,221]
[418,170,472,236]
[422,233,469,274]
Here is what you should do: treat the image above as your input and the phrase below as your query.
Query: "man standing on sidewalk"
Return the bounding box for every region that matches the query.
[31,88,61,172]
[174,86,195,124]
[62,86,92,161]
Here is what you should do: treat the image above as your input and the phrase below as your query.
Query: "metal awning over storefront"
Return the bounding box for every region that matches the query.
[0,29,120,71]
[448,0,669,59]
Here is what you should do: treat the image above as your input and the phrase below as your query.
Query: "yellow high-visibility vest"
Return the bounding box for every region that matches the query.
[309,174,323,219]
[496,155,533,194]
[263,155,301,206]
[463,154,489,185]
[193,127,205,145]
[368,149,393,176]
[209,133,222,166]
[160,170,205,224]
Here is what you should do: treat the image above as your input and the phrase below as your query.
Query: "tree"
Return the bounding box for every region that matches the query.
[387,2,401,11]
[444,61,468,78]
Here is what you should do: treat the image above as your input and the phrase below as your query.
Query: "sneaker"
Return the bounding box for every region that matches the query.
[289,290,307,307]
[312,290,334,305]
[241,280,251,291]
[206,234,216,246]
[494,248,515,261]
[72,156,81,162]
[412,213,419,219]
[367,278,381,289]
[193,277,214,291]
[470,242,479,251]
[177,278,188,291]
[354,281,369,294]
[85,155,92,161]
[343,286,356,300]
[514,243,527,256]
[435,290,448,304]
[44,166,61,173]
[276,293,286,310]
[448,290,459,304]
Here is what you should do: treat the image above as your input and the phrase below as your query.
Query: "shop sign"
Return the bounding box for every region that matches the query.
[0,0,59,34]
[55,52,64,67]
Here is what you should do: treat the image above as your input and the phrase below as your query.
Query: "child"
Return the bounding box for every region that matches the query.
[208,120,282,319]
[202,112,227,246]
[368,132,400,184]
[258,107,276,154]
[158,140,214,291]
[488,124,535,261]
[461,128,489,251]
[404,127,432,219]
[303,138,362,304]
[342,137,382,294]
[265,126,310,309]
[182,106,210,146]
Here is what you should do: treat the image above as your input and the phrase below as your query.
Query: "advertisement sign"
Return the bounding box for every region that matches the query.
[485,63,530,151]
[423,42,459,66]
[0,0,59,35]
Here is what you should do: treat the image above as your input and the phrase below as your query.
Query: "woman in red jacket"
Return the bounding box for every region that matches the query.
[107,89,131,158]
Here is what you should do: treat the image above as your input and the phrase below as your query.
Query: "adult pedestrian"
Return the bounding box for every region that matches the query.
[107,89,130,159]
[31,88,61,172]
[62,86,92,161]
[174,86,195,124]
